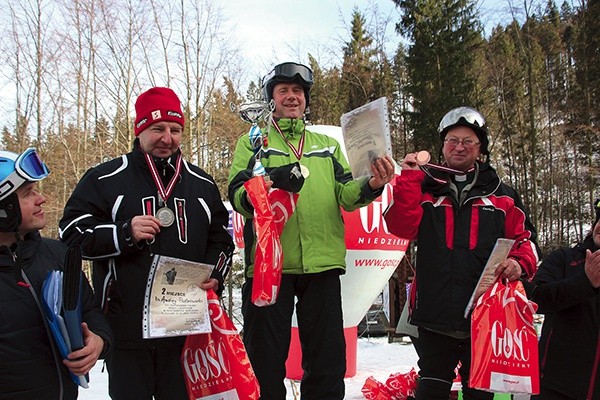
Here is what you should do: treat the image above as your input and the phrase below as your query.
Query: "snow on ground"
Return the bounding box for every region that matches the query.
[78,335,419,400]
[341,337,419,400]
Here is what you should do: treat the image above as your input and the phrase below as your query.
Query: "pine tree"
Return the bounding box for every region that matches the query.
[341,9,379,112]
[306,55,344,125]
[394,0,484,156]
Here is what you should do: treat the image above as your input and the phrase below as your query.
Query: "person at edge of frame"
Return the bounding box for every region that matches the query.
[523,199,600,400]
[0,147,112,400]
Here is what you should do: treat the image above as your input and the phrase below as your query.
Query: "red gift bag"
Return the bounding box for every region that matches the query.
[244,176,298,306]
[362,376,394,400]
[469,279,539,395]
[181,290,260,399]
[385,368,418,399]
[361,368,418,400]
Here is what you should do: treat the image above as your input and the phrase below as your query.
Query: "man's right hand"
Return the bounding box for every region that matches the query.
[401,152,422,171]
[131,215,162,242]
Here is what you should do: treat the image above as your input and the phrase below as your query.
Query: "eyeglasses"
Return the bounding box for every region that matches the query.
[444,137,480,149]
[262,62,314,87]
[438,106,486,133]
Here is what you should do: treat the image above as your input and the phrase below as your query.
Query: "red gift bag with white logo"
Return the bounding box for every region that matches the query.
[469,279,539,395]
[181,290,260,400]
[361,368,418,400]
[244,176,298,306]
[385,368,418,399]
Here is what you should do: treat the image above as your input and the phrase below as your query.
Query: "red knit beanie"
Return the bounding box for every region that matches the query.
[134,87,185,136]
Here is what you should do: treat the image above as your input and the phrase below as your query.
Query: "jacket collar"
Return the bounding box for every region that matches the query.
[272,118,305,138]
[132,139,181,174]
[0,231,41,268]
[423,161,500,199]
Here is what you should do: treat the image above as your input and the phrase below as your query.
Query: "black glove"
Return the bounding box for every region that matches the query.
[266,162,305,193]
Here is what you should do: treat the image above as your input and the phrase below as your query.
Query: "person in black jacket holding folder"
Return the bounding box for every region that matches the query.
[0,148,112,400]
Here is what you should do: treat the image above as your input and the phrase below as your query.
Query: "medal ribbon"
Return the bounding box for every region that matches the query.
[273,120,304,160]
[144,152,183,204]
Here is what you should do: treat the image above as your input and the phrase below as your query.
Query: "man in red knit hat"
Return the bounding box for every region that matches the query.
[59,87,234,399]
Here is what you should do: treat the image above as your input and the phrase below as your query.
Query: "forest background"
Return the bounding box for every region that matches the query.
[0,0,598,262]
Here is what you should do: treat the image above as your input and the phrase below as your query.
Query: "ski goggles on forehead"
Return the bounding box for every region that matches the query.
[0,148,49,201]
[15,147,50,181]
[263,62,314,86]
[438,107,486,133]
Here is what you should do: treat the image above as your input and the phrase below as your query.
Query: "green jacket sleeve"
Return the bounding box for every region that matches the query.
[227,134,256,219]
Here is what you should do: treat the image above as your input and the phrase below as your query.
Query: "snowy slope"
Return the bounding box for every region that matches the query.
[78,336,419,400]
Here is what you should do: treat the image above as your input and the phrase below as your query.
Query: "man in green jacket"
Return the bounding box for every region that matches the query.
[228,61,394,399]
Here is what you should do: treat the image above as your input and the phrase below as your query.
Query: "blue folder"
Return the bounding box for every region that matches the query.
[62,245,85,352]
[41,246,89,388]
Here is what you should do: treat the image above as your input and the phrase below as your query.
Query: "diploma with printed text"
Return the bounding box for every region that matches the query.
[143,255,214,338]
[464,238,515,318]
[340,97,392,179]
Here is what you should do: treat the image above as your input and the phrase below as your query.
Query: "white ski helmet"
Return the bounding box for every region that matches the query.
[438,106,489,157]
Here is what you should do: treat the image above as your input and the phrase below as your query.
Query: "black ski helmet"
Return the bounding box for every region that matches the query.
[0,148,49,232]
[261,62,314,107]
[438,106,489,156]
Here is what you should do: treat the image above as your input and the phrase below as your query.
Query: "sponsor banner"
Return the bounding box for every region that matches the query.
[343,184,408,252]
[224,201,245,250]
[341,248,405,327]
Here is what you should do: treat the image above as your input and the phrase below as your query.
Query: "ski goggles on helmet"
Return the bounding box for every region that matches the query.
[15,148,49,181]
[0,147,49,201]
[262,62,314,88]
[438,106,486,133]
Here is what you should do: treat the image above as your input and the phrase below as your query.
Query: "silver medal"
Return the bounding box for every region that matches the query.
[156,207,175,227]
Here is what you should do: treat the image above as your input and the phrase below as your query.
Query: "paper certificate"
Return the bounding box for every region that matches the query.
[143,255,214,338]
[463,238,516,318]
[340,97,392,179]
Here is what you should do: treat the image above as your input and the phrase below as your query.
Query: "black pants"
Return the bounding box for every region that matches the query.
[414,328,494,400]
[531,387,578,400]
[106,344,188,400]
[242,270,346,400]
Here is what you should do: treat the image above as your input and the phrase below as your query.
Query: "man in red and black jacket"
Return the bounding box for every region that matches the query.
[384,106,539,400]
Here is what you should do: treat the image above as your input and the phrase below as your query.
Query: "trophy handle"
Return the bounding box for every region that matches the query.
[231,101,271,125]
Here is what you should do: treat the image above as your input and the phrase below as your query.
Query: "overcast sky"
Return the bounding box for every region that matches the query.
[220,0,396,73]
[219,0,519,79]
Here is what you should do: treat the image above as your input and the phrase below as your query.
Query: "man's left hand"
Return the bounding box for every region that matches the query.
[495,258,522,282]
[200,278,219,291]
[368,155,395,190]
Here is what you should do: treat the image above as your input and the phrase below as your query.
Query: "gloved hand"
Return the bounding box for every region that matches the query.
[266,162,305,193]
